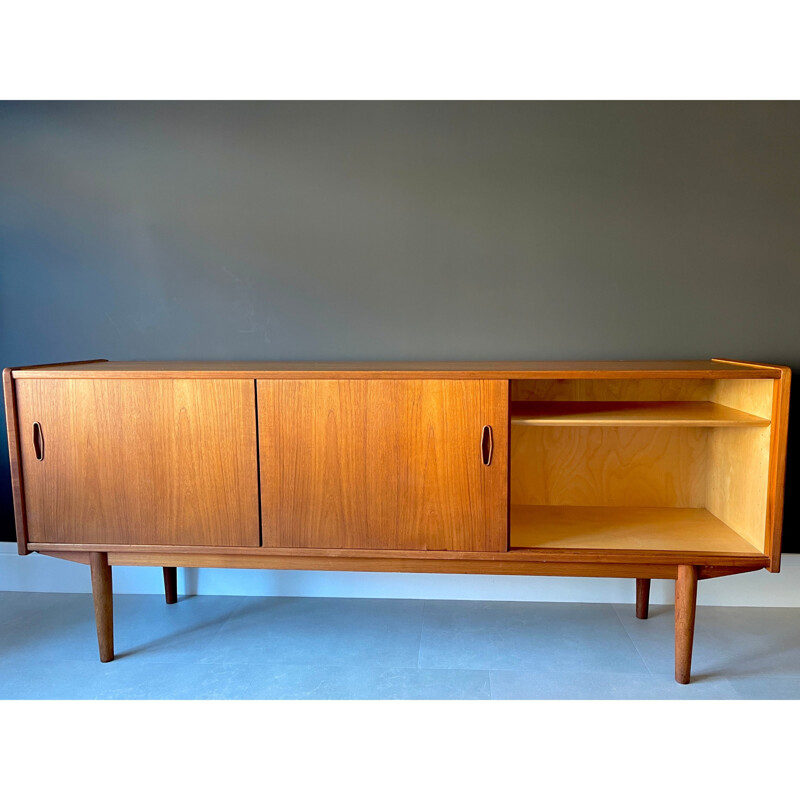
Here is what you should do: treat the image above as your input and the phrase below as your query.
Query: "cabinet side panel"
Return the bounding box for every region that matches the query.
[705,428,770,553]
[16,379,260,547]
[706,379,774,555]
[766,371,791,570]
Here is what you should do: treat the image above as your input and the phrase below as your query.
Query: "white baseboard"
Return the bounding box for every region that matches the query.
[1,542,799,606]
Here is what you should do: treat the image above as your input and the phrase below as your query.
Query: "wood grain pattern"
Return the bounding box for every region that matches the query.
[15,379,260,547]
[706,428,771,553]
[3,360,107,555]
[35,550,92,564]
[511,426,708,508]
[102,552,763,581]
[765,369,791,571]
[675,564,698,684]
[512,378,716,402]
[705,380,775,554]
[708,364,790,571]
[510,401,769,427]
[34,541,767,567]
[709,379,775,417]
[107,550,683,578]
[258,379,508,551]
[12,360,782,380]
[509,505,762,554]
[90,552,114,663]
[510,376,784,560]
[512,376,777,407]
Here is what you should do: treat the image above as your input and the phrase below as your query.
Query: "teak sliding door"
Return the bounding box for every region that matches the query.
[14,378,260,547]
[258,379,508,551]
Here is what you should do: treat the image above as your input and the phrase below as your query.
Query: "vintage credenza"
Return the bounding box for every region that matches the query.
[3,359,791,683]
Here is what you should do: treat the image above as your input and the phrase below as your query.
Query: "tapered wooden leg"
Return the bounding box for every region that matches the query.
[675,565,697,684]
[636,578,651,620]
[89,552,114,663]
[163,566,178,605]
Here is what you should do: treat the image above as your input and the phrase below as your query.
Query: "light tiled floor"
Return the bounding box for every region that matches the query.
[1,591,799,699]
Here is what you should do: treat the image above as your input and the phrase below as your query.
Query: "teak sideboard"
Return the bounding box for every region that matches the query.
[3,359,791,683]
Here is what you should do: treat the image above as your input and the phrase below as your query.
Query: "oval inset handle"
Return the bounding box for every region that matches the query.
[481,425,493,466]
[32,422,44,461]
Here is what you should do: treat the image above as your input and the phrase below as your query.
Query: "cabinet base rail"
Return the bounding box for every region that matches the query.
[72,552,740,684]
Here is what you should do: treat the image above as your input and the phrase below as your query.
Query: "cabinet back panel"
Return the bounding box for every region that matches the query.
[511,426,708,508]
[512,378,774,406]
[708,379,774,417]
[15,379,260,546]
[512,379,714,402]
[258,379,508,551]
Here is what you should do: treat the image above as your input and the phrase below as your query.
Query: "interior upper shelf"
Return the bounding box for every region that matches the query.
[510,401,770,427]
[510,505,763,554]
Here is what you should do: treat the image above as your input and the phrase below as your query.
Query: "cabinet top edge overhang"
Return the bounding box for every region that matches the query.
[7,359,788,380]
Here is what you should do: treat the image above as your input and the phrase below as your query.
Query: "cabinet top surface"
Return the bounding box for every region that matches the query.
[7,359,787,379]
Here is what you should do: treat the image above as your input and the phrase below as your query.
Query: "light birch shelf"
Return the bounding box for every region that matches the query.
[510,505,763,555]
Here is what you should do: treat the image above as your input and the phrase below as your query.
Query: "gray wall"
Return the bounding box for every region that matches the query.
[2,102,798,547]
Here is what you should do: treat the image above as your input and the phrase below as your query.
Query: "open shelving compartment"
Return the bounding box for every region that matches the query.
[509,377,774,557]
